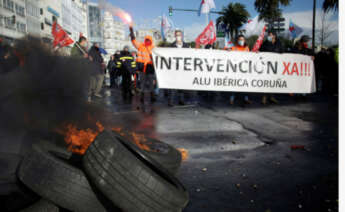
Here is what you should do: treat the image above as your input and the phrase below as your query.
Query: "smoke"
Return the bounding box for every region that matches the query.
[98,0,133,26]
[0,37,103,132]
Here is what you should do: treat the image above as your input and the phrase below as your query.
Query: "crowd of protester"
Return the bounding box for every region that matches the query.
[0,28,339,107]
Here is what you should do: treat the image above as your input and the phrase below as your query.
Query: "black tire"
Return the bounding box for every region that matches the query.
[0,153,22,195]
[19,199,59,212]
[112,131,182,175]
[17,144,106,212]
[83,131,189,212]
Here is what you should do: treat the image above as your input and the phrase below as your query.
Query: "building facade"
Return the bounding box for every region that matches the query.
[39,0,61,43]
[87,2,102,46]
[0,0,27,43]
[102,11,130,55]
[25,0,40,36]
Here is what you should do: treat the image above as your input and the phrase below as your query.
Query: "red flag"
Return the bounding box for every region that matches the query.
[195,21,217,46]
[52,22,74,48]
[251,25,267,52]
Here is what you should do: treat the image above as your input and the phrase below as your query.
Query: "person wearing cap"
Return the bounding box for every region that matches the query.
[259,31,285,105]
[118,45,137,102]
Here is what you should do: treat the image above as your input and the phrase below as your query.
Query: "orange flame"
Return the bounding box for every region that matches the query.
[111,128,151,151]
[177,148,189,161]
[58,121,104,155]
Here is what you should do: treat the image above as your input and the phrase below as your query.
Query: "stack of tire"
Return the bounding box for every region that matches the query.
[2,131,189,212]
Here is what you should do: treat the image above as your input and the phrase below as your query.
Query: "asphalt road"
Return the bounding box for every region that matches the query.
[97,88,338,212]
[0,87,338,212]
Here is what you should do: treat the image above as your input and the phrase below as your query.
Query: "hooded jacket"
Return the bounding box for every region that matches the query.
[131,35,154,73]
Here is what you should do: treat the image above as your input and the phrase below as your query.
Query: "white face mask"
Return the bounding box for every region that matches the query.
[176,36,182,42]
[238,40,245,46]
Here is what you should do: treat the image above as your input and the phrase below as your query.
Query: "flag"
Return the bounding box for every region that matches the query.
[195,21,217,46]
[198,0,216,16]
[289,20,303,39]
[161,14,173,40]
[251,25,267,52]
[52,22,74,48]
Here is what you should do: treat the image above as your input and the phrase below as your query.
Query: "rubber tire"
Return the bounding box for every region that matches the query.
[0,153,22,195]
[112,131,182,175]
[17,144,106,212]
[19,199,59,212]
[83,131,189,212]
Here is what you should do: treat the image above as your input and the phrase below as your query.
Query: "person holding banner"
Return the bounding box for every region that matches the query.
[167,29,190,106]
[229,35,253,105]
[259,31,284,105]
[129,26,156,104]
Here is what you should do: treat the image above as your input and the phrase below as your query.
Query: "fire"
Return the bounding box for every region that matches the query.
[58,121,104,155]
[177,148,189,161]
[111,128,150,151]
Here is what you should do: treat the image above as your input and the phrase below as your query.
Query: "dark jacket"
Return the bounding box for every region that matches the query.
[118,51,137,76]
[260,39,284,53]
[291,43,314,56]
[88,46,104,75]
[170,41,190,48]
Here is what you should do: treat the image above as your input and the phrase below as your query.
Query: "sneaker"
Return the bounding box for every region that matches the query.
[94,93,103,98]
[269,97,279,104]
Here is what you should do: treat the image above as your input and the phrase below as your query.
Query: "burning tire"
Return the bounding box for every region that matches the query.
[19,199,59,212]
[83,131,189,212]
[17,144,106,212]
[112,131,182,175]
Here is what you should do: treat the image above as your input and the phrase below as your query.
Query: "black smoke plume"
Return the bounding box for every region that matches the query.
[0,37,102,133]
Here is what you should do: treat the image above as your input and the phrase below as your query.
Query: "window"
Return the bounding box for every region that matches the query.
[40,8,43,15]
[0,15,3,27]
[4,16,15,30]
[3,0,14,12]
[41,22,44,30]
[16,22,26,33]
[15,4,25,17]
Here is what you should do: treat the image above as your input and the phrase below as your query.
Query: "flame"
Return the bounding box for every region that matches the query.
[177,148,189,161]
[58,121,104,155]
[111,128,151,151]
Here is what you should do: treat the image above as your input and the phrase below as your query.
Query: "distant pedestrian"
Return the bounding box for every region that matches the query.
[129,26,156,104]
[167,29,190,106]
[118,46,137,102]
[259,31,284,105]
[87,43,104,102]
[228,35,252,106]
[70,36,88,59]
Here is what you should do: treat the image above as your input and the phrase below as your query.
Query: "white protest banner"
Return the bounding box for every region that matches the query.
[152,48,316,93]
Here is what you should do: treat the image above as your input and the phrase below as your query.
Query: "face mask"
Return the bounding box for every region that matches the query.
[238,40,245,46]
[267,36,272,42]
[144,39,152,46]
[176,36,182,42]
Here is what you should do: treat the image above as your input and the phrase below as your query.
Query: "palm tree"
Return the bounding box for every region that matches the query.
[254,0,291,21]
[323,0,338,12]
[216,3,250,40]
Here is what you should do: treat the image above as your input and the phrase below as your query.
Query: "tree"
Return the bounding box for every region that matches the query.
[254,0,291,21]
[323,0,338,12]
[216,3,250,40]
[317,11,336,47]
